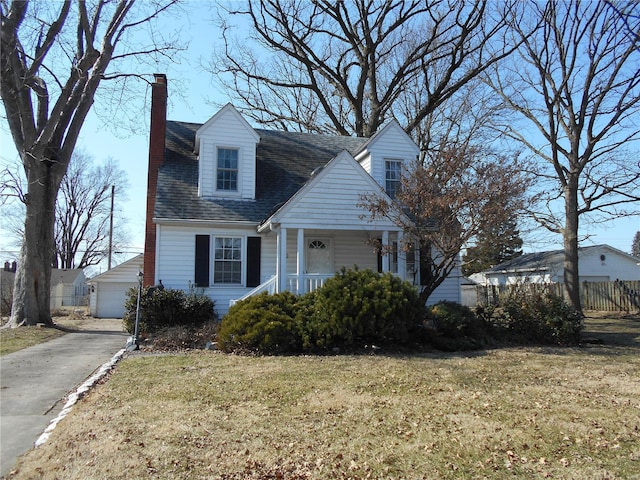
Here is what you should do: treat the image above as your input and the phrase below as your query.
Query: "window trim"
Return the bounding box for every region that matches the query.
[384,159,402,198]
[214,146,241,196]
[213,236,243,285]
[194,235,265,288]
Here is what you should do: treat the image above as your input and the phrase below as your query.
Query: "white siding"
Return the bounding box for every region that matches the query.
[578,246,640,281]
[156,224,461,314]
[261,234,277,283]
[276,152,399,231]
[89,255,143,317]
[359,122,420,187]
[156,224,266,316]
[90,255,144,283]
[280,230,379,275]
[427,270,462,305]
[490,246,640,285]
[197,107,258,199]
[487,272,552,286]
[357,151,372,176]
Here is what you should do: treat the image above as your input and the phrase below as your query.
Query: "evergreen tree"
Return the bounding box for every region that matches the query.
[462,217,523,276]
[632,231,640,258]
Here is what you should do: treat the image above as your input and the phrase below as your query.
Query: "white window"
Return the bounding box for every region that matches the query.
[385,160,401,198]
[217,148,238,192]
[214,237,242,284]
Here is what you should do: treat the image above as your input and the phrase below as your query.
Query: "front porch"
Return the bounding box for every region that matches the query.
[232,227,417,306]
[275,226,414,292]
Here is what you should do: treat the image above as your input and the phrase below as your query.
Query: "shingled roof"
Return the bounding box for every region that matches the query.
[155,121,369,224]
[486,244,612,273]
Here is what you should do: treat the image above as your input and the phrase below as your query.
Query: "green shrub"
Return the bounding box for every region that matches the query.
[217,291,301,354]
[123,285,217,335]
[476,292,583,345]
[424,301,490,350]
[299,267,424,351]
[217,268,424,354]
[426,301,483,338]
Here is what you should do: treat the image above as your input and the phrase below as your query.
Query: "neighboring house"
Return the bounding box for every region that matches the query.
[50,268,87,308]
[460,276,479,307]
[88,254,144,318]
[143,74,461,315]
[474,244,640,286]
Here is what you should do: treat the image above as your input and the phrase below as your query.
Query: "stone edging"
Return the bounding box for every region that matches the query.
[34,348,127,447]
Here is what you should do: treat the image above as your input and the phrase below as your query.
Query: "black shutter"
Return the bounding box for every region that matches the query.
[195,235,210,287]
[246,236,261,287]
[376,238,383,273]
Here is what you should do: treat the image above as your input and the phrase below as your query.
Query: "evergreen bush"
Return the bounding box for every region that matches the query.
[123,285,216,335]
[299,267,424,351]
[217,291,301,354]
[425,301,490,350]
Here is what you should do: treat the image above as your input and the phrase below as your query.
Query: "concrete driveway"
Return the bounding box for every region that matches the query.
[0,319,128,477]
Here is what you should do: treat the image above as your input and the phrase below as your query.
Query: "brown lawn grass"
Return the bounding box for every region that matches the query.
[0,325,66,356]
[0,309,104,356]
[4,313,640,480]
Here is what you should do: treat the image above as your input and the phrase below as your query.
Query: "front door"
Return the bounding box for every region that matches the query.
[306,239,332,273]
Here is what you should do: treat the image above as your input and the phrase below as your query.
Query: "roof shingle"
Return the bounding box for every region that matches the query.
[156,121,368,224]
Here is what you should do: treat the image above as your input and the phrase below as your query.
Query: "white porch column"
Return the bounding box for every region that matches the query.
[381,230,390,272]
[397,230,406,279]
[276,228,282,293]
[278,227,288,292]
[297,228,305,294]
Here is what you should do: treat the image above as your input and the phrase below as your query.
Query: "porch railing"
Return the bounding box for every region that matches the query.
[230,273,333,307]
[286,273,333,294]
[230,275,277,306]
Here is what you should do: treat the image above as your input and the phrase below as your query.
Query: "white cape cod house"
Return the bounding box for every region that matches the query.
[143,75,461,314]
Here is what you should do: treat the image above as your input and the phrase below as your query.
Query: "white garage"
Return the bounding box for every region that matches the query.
[89,254,143,318]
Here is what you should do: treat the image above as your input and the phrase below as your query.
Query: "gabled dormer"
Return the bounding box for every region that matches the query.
[354,120,420,198]
[195,104,260,200]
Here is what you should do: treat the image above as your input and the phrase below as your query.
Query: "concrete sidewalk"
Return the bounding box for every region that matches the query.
[0,320,127,477]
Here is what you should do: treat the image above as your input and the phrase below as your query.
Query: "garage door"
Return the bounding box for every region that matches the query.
[96,282,136,318]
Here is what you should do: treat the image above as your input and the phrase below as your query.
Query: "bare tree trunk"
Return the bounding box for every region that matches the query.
[563,178,581,313]
[9,156,63,327]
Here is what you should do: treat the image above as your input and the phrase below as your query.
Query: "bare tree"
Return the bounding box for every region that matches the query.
[1,151,129,269]
[54,151,129,269]
[361,146,531,303]
[1,0,182,327]
[486,0,640,312]
[209,0,533,303]
[209,0,520,137]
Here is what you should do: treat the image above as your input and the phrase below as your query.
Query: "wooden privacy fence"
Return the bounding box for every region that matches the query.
[477,280,640,312]
[581,281,640,312]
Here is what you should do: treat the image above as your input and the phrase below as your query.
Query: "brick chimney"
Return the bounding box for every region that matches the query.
[143,74,167,287]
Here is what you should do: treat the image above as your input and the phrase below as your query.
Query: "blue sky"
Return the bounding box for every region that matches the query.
[1,6,638,273]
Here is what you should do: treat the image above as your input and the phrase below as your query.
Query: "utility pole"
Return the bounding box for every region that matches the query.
[108,185,114,270]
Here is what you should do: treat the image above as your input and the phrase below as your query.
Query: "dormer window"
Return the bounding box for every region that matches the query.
[217,148,239,192]
[385,160,402,198]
